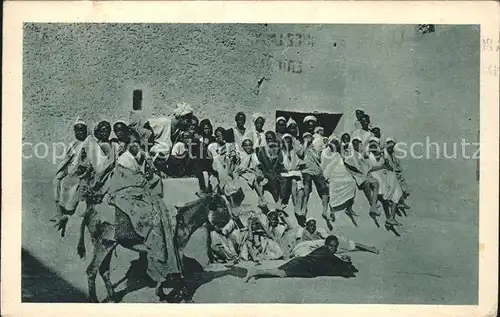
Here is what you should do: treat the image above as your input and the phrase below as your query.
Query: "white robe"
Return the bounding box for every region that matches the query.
[365,152,403,203]
[321,148,356,208]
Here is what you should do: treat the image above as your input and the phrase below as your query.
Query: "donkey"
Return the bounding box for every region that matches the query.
[77,192,226,302]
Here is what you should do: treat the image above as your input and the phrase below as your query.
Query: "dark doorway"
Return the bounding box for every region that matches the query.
[275,110,343,137]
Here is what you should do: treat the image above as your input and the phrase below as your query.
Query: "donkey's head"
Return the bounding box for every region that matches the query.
[174,193,228,249]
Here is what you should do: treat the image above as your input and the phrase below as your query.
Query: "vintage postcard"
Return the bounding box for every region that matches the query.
[2,1,499,316]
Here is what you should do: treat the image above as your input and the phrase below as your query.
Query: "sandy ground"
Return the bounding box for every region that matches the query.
[22,174,478,304]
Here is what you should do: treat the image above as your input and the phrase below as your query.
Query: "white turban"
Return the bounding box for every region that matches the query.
[74,118,87,126]
[302,132,313,138]
[286,118,297,127]
[276,116,286,123]
[305,217,316,224]
[303,115,318,123]
[352,137,362,142]
[150,142,171,161]
[314,126,324,134]
[368,136,380,144]
[173,102,193,118]
[114,120,128,126]
[281,133,293,139]
[252,113,266,123]
[385,137,396,144]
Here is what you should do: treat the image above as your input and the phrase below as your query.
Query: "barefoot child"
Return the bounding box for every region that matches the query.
[245,235,358,282]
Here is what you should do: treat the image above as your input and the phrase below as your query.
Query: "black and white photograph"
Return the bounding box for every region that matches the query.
[2,1,498,314]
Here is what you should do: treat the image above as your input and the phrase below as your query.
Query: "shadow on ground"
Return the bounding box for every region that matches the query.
[22,248,88,302]
[110,255,247,303]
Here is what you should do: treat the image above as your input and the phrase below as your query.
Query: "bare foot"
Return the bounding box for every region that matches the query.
[244,268,256,283]
[386,218,402,226]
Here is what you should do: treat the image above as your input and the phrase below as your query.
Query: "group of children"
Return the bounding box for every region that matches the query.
[52,103,410,270]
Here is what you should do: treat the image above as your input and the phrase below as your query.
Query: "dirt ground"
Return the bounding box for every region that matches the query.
[22,175,478,304]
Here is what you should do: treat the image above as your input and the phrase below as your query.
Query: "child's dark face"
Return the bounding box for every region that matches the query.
[74,124,88,141]
[189,119,198,134]
[306,120,316,132]
[305,221,316,234]
[114,123,129,142]
[288,124,298,136]
[276,121,286,134]
[128,141,141,156]
[372,128,381,138]
[355,110,364,119]
[203,124,212,136]
[268,214,279,227]
[341,134,350,144]
[242,140,253,154]
[254,118,265,132]
[284,137,293,150]
[352,140,361,152]
[386,141,395,151]
[236,114,246,128]
[215,131,225,144]
[98,125,111,141]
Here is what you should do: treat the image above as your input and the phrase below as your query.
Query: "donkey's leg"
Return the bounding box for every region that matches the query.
[99,244,118,302]
[86,239,113,303]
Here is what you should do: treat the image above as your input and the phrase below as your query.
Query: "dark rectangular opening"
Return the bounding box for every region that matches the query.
[132,89,143,110]
[275,110,343,137]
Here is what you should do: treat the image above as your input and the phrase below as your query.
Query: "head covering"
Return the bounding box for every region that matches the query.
[114,120,128,126]
[267,210,278,218]
[173,102,193,118]
[252,113,266,123]
[303,115,318,123]
[302,132,313,138]
[286,118,297,127]
[305,217,316,225]
[150,142,171,161]
[276,116,286,124]
[241,137,253,145]
[314,126,324,134]
[385,137,396,144]
[328,133,339,141]
[368,136,380,144]
[356,108,365,112]
[198,118,213,136]
[352,136,362,143]
[74,118,87,127]
[281,133,293,140]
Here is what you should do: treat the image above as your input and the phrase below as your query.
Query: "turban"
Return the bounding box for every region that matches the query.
[314,126,324,134]
[368,136,380,144]
[74,118,87,127]
[303,115,318,123]
[252,113,266,123]
[286,118,297,127]
[267,210,278,218]
[150,142,171,161]
[281,133,293,140]
[302,132,313,138]
[173,102,193,118]
[305,217,316,225]
[385,137,396,144]
[114,120,128,126]
[276,116,286,123]
[352,136,362,142]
